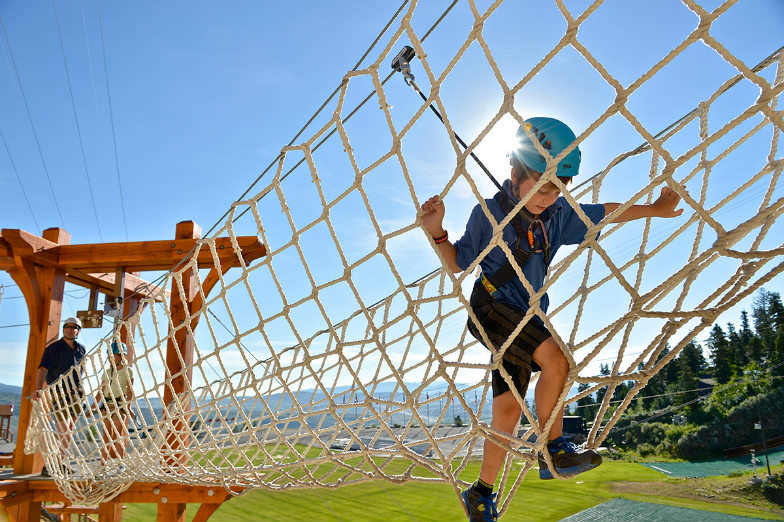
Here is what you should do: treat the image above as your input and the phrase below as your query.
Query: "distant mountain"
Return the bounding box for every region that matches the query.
[0,383,22,395]
[0,382,22,442]
[0,380,498,439]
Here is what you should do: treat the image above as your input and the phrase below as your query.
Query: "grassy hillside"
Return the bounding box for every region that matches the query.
[118,460,784,522]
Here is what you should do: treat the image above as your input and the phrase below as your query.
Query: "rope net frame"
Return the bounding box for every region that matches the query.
[26,0,784,511]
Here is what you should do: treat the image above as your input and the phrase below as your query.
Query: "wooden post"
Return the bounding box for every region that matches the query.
[164,221,200,406]
[158,221,200,522]
[98,500,123,522]
[97,272,142,522]
[6,227,69,522]
[157,502,186,522]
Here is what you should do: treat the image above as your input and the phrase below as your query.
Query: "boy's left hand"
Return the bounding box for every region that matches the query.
[651,186,684,218]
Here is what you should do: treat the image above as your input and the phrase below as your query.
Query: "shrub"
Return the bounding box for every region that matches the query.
[760,475,784,506]
[637,443,656,457]
[676,387,784,459]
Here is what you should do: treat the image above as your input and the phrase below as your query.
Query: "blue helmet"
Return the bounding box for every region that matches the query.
[109,340,127,356]
[510,117,581,177]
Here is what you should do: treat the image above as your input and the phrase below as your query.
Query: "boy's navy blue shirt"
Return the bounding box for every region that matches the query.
[454,195,605,316]
[39,338,86,388]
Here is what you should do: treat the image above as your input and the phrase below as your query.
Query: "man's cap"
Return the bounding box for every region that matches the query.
[510,117,581,177]
[63,317,82,328]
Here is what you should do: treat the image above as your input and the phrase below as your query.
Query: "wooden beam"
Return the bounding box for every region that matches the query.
[116,483,234,504]
[0,229,57,258]
[0,478,30,502]
[45,236,265,272]
[1,230,171,302]
[64,268,170,303]
[193,501,226,522]
[2,479,238,505]
[1,229,266,273]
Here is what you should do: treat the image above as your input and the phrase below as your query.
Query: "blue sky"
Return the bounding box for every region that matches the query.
[1,0,783,407]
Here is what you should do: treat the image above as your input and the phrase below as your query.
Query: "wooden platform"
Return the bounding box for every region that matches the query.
[0,471,240,505]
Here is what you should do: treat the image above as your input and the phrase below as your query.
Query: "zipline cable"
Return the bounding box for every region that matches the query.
[0,8,67,229]
[51,0,104,241]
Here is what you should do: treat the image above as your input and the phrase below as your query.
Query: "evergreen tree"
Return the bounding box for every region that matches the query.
[678,341,706,376]
[613,380,630,402]
[768,291,784,331]
[747,335,764,364]
[673,358,699,406]
[595,364,610,406]
[752,289,777,360]
[576,382,595,418]
[642,345,671,410]
[739,310,753,346]
[708,324,733,384]
[769,292,784,374]
[726,323,746,368]
[774,329,784,377]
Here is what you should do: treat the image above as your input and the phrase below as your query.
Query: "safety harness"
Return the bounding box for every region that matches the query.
[479,190,551,297]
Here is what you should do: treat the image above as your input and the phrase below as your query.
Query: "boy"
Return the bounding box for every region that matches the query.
[95,341,134,467]
[421,117,684,521]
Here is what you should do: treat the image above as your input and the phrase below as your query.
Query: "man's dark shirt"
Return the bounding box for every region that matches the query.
[39,338,86,392]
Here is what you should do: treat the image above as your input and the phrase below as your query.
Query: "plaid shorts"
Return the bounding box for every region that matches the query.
[51,388,84,423]
[467,281,551,397]
[101,398,129,418]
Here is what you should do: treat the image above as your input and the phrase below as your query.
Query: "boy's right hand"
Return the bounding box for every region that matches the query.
[421,195,446,238]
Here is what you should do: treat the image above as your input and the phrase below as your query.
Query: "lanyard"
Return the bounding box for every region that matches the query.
[527,218,551,265]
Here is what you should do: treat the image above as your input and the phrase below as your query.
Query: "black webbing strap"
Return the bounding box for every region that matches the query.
[480,191,533,296]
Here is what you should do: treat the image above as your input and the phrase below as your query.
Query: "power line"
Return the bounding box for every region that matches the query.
[51,0,104,241]
[0,128,41,231]
[78,0,102,112]
[96,0,129,241]
[201,0,449,240]
[571,45,784,194]
[129,0,420,299]
[0,7,67,228]
[572,385,707,410]
[0,288,89,300]
[0,323,29,329]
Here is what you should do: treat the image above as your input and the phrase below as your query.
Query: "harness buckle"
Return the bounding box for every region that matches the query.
[480,272,497,296]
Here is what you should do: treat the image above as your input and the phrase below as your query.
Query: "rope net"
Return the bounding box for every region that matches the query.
[26,0,784,511]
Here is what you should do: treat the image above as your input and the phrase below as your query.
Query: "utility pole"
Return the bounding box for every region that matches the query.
[425,393,430,428]
[753,369,772,477]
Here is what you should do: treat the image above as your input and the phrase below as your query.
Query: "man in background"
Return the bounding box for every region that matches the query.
[32,317,86,476]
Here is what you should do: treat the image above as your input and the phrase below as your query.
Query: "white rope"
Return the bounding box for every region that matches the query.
[25,0,783,512]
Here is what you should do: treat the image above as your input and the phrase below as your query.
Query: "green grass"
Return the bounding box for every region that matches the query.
[189,443,447,485]
[120,460,784,521]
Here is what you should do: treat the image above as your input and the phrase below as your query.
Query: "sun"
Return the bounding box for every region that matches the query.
[469,114,522,189]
